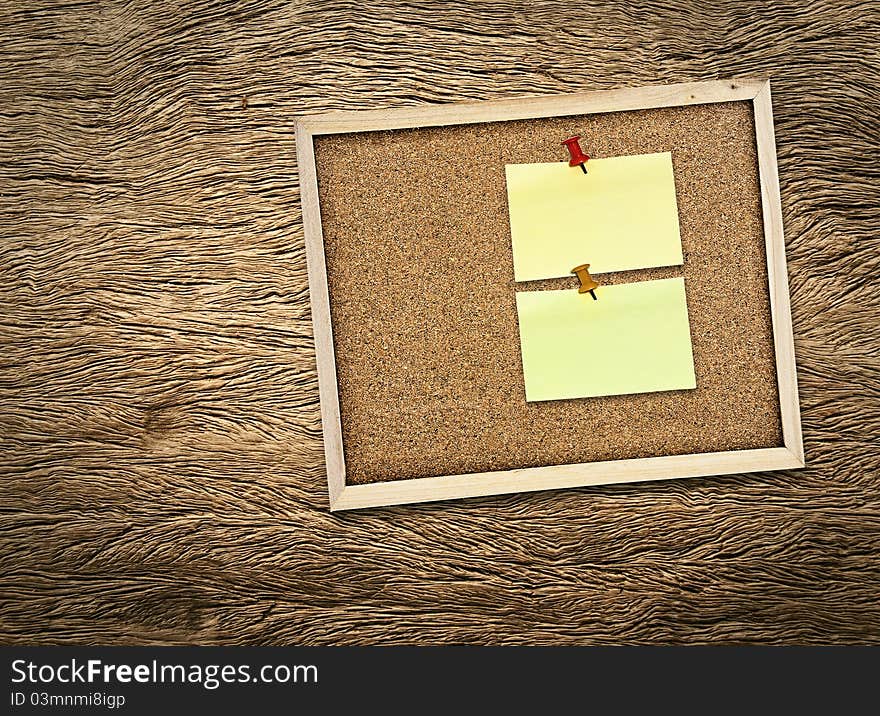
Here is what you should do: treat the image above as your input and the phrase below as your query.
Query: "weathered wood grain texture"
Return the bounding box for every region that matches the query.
[1,0,878,644]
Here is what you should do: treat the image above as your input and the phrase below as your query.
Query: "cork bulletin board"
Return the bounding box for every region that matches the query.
[295,79,804,511]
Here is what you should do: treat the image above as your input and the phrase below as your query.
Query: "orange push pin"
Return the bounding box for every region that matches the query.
[572,264,599,300]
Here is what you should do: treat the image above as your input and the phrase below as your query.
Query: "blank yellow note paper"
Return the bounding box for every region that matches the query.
[506,152,683,281]
[515,278,696,402]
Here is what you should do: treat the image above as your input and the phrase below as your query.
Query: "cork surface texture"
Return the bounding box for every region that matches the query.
[315,101,783,484]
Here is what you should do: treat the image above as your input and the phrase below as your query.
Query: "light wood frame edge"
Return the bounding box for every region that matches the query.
[752,81,805,465]
[332,447,803,511]
[297,78,765,134]
[295,122,346,505]
[294,78,804,512]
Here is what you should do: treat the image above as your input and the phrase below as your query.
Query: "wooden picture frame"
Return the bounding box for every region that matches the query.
[295,78,804,511]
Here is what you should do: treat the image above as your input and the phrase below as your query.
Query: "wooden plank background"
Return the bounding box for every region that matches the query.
[1,0,878,644]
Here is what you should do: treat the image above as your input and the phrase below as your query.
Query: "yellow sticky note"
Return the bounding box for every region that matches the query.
[515,278,696,402]
[505,152,683,281]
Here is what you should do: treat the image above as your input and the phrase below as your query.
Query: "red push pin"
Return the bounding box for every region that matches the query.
[562,135,590,174]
